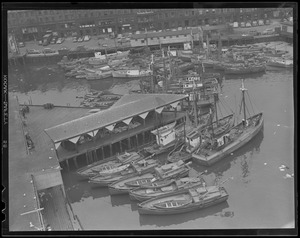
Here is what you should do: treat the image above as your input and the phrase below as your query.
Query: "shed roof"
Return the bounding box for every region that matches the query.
[44,94,187,143]
[131,28,201,39]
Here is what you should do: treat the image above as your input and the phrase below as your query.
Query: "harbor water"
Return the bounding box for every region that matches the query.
[8,62,295,230]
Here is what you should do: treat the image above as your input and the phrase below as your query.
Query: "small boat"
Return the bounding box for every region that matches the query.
[129,176,204,202]
[167,144,192,163]
[224,64,266,75]
[154,160,192,180]
[98,163,131,176]
[137,185,229,215]
[125,177,174,189]
[86,71,112,80]
[88,154,159,187]
[112,69,152,78]
[76,151,143,178]
[192,81,263,166]
[266,58,293,68]
[108,172,156,195]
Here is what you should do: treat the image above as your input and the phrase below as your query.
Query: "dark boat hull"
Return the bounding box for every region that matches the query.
[138,189,228,215]
[192,113,264,166]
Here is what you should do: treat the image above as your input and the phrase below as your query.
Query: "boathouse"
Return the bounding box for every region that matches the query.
[44,93,188,170]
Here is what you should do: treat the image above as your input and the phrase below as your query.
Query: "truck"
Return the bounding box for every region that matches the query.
[42,33,52,46]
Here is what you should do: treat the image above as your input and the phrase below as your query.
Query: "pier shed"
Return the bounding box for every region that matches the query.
[44,94,188,170]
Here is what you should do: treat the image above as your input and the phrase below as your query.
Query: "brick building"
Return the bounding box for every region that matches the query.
[7,8,287,42]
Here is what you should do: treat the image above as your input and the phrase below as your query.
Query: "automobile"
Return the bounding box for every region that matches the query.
[245,22,252,27]
[102,44,108,47]
[38,40,43,45]
[252,21,258,27]
[18,42,25,47]
[83,35,90,41]
[262,28,274,35]
[56,38,64,44]
[240,22,246,28]
[258,20,264,26]
[50,37,57,44]
[77,37,83,42]
[248,30,259,36]
[73,37,78,42]
[242,34,249,37]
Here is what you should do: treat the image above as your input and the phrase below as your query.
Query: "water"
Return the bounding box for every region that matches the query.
[9,63,295,230]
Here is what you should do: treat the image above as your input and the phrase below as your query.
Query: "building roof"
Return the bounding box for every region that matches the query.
[131,28,201,39]
[202,24,229,31]
[44,94,188,143]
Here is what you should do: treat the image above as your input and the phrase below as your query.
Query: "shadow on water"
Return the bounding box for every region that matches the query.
[110,194,132,207]
[139,201,230,227]
[62,171,110,203]
[191,129,264,178]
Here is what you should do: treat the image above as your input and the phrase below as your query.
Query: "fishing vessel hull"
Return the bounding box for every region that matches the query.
[137,187,228,215]
[192,113,264,166]
[108,173,156,195]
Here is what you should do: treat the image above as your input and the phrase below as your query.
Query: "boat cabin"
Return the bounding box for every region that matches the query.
[186,129,201,150]
[151,122,176,146]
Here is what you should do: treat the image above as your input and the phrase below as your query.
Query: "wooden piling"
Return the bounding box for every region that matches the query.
[73,156,78,168]
[65,159,70,171]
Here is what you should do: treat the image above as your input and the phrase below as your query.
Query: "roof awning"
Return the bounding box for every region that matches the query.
[44,94,187,143]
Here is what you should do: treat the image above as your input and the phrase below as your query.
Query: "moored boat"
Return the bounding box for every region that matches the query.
[112,69,152,78]
[129,176,205,202]
[76,151,144,179]
[224,64,266,75]
[192,81,264,166]
[137,185,228,215]
[154,160,192,180]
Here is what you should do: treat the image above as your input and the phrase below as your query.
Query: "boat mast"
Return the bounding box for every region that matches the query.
[162,49,167,92]
[214,90,219,126]
[193,83,198,127]
[240,79,248,125]
[150,54,154,93]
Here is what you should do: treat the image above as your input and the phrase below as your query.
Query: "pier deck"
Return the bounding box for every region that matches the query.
[8,96,90,231]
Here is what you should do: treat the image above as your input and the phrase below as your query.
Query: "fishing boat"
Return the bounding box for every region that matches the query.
[192,81,264,166]
[167,144,193,163]
[125,177,174,189]
[143,122,186,156]
[85,71,112,80]
[88,154,159,187]
[108,160,193,195]
[137,184,228,215]
[129,176,205,202]
[112,69,152,78]
[76,151,144,179]
[266,58,293,68]
[108,172,157,195]
[154,160,192,180]
[224,64,266,75]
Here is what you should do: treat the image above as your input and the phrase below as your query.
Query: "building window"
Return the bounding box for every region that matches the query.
[141,39,145,43]
[171,11,175,17]
[185,11,189,16]
[199,10,203,15]
[192,10,195,15]
[206,10,209,14]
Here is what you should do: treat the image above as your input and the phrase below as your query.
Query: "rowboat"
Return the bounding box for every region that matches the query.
[154,160,192,180]
[167,145,192,163]
[88,154,159,187]
[137,185,228,215]
[125,177,174,189]
[108,172,156,195]
[129,176,204,202]
[76,151,143,178]
[266,58,293,68]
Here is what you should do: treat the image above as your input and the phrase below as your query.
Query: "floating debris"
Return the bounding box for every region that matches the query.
[274,131,276,135]
[283,174,293,179]
[277,124,280,126]
[264,163,267,165]
[230,153,233,155]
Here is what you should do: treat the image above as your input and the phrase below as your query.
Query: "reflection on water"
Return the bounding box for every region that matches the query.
[139,201,230,227]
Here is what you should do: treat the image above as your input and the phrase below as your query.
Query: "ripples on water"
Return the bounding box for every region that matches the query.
[9,63,294,230]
